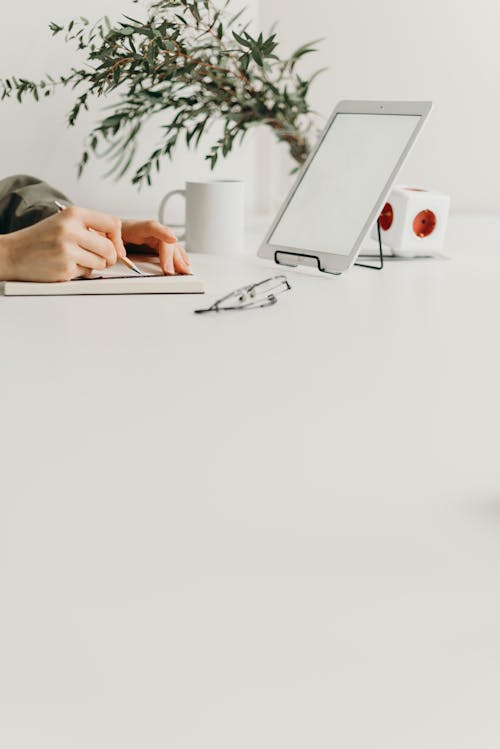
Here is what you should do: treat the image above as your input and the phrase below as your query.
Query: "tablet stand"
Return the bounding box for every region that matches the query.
[274,219,384,274]
[354,219,384,270]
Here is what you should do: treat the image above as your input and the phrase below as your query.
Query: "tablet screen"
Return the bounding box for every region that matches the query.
[269,113,421,256]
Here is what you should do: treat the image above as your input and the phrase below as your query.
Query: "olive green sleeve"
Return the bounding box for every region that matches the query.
[0,175,72,233]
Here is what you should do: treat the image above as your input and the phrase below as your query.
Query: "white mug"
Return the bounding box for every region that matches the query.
[159,180,245,255]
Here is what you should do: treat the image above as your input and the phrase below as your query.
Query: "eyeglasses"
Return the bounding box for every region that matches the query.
[195,275,291,314]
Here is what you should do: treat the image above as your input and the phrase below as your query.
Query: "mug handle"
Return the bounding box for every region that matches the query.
[158,189,187,241]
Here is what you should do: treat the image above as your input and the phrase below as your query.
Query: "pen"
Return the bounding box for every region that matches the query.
[54,200,144,276]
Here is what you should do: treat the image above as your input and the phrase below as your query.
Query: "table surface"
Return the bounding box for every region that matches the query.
[1,216,500,748]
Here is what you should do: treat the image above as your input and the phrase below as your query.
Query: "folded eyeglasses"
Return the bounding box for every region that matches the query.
[195,275,291,314]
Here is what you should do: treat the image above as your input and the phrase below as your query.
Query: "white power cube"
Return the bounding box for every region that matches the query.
[372,185,451,257]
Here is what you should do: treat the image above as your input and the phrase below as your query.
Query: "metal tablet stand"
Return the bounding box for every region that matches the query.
[354,219,384,270]
[274,219,384,274]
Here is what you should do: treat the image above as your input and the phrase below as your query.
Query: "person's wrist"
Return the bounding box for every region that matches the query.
[0,235,14,281]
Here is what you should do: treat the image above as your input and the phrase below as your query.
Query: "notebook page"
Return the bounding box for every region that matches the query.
[89,256,164,279]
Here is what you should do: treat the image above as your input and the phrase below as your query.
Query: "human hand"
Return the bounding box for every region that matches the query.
[0,206,126,282]
[121,219,191,275]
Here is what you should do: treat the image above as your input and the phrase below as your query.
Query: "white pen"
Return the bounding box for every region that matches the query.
[54,200,144,276]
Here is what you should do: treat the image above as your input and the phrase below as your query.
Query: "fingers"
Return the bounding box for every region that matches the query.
[158,242,191,275]
[178,245,191,269]
[75,266,93,279]
[78,229,118,267]
[158,241,175,275]
[73,247,109,272]
[144,220,177,245]
[66,206,126,258]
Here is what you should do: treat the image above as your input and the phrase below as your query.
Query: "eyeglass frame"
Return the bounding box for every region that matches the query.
[194,275,291,314]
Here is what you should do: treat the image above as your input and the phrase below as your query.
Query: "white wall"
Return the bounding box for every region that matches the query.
[0,0,258,220]
[260,0,500,215]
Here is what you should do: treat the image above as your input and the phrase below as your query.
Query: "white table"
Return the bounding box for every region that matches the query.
[1,217,500,748]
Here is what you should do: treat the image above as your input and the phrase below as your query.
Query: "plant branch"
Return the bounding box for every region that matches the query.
[0,0,325,186]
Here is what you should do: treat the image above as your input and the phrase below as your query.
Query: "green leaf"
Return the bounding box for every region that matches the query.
[49,21,64,35]
[251,46,263,66]
[232,31,252,48]
[239,52,250,72]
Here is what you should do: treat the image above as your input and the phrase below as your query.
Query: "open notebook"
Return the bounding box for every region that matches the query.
[3,257,204,296]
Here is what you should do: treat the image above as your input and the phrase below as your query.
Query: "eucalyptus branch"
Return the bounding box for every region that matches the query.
[0,0,325,187]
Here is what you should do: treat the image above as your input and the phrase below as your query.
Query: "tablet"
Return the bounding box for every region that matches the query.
[258,100,432,274]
